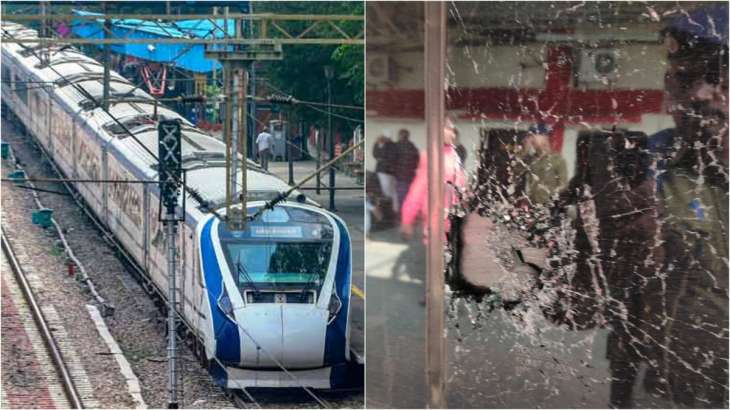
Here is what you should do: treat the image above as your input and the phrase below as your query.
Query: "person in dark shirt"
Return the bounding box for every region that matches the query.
[393,129,420,208]
[642,4,728,407]
[373,131,399,214]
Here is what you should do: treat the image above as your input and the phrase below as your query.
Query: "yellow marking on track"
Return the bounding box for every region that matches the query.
[351,285,364,299]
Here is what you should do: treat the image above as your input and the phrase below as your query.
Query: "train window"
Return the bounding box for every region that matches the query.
[222,241,333,294]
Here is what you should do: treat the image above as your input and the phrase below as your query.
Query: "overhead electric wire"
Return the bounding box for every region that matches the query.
[1,26,223,221]
[262,80,364,122]
[303,102,364,123]
[250,139,364,221]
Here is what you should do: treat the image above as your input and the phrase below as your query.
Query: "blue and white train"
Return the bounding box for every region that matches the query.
[1,22,353,389]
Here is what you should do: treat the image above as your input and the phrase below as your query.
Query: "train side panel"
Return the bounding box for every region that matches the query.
[104,151,146,264]
[73,122,107,218]
[3,59,32,133]
[50,99,76,178]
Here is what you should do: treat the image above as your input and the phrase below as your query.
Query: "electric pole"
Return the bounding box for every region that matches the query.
[325,65,336,211]
[158,119,184,409]
[205,7,282,231]
[102,2,111,110]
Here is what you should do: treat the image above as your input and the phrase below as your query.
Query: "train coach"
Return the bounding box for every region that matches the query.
[1,21,353,389]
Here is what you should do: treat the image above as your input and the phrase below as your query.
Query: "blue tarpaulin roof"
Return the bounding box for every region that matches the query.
[71,10,242,72]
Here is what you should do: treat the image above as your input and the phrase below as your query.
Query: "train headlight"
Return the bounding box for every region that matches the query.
[217,286,235,321]
[327,291,342,324]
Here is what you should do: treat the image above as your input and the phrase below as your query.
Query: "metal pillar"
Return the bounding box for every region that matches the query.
[165,217,179,409]
[39,2,49,65]
[247,3,257,160]
[223,61,233,222]
[425,2,447,408]
[287,135,294,185]
[230,66,240,224]
[205,5,288,230]
[158,119,183,410]
[238,67,248,223]
[325,66,336,211]
[102,3,111,111]
[316,129,321,194]
[223,63,249,231]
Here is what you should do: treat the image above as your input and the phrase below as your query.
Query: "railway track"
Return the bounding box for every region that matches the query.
[1,229,84,409]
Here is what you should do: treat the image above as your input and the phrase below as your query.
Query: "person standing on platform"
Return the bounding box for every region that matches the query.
[373,130,399,214]
[394,129,420,209]
[640,5,729,407]
[256,126,274,171]
[518,124,567,207]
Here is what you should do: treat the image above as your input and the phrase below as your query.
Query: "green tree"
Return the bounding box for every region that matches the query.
[252,1,363,140]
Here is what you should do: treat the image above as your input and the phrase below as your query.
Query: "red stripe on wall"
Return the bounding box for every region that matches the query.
[369,88,664,121]
[367,46,665,151]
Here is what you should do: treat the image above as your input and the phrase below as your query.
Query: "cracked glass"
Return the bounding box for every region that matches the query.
[366,1,728,408]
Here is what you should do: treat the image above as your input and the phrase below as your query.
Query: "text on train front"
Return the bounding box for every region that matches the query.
[217,206,341,318]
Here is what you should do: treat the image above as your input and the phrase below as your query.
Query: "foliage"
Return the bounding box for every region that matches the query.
[251,1,364,138]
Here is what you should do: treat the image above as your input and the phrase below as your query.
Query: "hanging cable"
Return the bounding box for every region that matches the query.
[1,26,223,221]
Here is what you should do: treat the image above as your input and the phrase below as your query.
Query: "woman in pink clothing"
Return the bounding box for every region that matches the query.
[400,118,466,240]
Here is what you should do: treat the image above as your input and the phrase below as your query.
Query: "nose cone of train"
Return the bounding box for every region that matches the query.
[238,305,328,369]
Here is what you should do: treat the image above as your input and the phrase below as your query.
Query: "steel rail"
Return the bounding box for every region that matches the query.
[1,229,85,409]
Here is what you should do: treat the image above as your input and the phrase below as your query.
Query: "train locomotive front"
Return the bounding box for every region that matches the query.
[197,202,352,389]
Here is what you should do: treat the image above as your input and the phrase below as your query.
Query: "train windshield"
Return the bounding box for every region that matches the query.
[223,241,333,291]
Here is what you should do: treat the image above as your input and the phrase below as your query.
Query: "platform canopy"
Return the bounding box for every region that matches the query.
[70,10,242,72]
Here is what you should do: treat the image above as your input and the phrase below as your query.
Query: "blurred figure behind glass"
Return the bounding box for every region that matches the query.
[394,129,420,208]
[373,130,399,214]
[400,118,466,241]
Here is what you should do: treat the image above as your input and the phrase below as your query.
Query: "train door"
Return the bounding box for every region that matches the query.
[101,143,110,226]
[45,88,52,153]
[146,193,167,288]
[71,118,79,179]
[143,185,150,272]
[178,224,187,323]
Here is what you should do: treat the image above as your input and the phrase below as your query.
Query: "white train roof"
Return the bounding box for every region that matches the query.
[1,21,315,211]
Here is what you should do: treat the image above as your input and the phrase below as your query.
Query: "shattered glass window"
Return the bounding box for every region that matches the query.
[444,2,728,408]
[367,1,728,408]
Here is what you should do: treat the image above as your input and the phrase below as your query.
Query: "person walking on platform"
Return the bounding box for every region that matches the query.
[256,126,274,171]
[400,118,466,241]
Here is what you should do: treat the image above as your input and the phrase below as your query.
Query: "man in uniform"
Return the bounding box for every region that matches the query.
[643,4,728,407]
[517,124,568,207]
